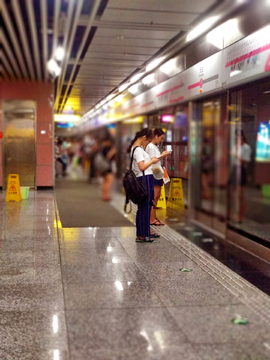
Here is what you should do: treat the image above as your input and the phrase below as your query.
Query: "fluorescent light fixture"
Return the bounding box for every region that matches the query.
[100,99,106,106]
[187,16,219,42]
[115,281,124,291]
[119,83,129,92]
[47,59,61,76]
[54,66,61,76]
[130,72,145,83]
[47,59,57,72]
[264,91,270,94]
[129,84,140,95]
[146,57,165,72]
[54,350,59,360]
[142,73,156,86]
[112,257,118,264]
[207,25,224,49]
[123,116,144,124]
[116,94,123,102]
[41,130,46,134]
[208,18,240,49]
[53,315,58,333]
[107,246,113,252]
[106,94,114,101]
[54,114,81,122]
[55,47,65,61]
[160,58,177,76]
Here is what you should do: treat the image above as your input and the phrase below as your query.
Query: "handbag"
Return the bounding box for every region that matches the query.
[123,147,148,213]
[93,151,110,173]
[152,164,164,180]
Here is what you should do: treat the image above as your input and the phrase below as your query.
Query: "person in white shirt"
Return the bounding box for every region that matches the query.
[230,129,252,223]
[146,128,170,225]
[128,128,160,242]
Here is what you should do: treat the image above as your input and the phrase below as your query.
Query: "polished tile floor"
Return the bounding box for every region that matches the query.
[1,190,270,360]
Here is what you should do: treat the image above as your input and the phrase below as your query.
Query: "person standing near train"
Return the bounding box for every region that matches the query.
[128,128,160,242]
[146,128,171,226]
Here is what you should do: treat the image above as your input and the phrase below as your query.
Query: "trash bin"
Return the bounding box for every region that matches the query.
[20,187,30,200]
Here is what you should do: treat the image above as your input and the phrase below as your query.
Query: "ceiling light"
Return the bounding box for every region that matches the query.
[106,94,114,101]
[119,83,129,92]
[115,281,124,291]
[54,114,81,122]
[130,73,145,83]
[54,66,61,77]
[207,19,240,49]
[263,90,270,94]
[146,57,165,72]
[142,73,156,86]
[187,16,219,42]
[128,84,140,95]
[160,59,177,76]
[47,59,57,72]
[116,94,123,102]
[47,59,61,77]
[55,47,65,61]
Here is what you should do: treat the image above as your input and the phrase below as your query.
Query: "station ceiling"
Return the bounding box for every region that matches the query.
[1,0,224,115]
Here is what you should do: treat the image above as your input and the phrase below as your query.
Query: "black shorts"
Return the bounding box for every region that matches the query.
[153,178,163,187]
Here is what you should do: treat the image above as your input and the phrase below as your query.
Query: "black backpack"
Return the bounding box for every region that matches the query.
[123,147,148,213]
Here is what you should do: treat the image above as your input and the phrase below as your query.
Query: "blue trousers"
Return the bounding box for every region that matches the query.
[136,174,154,237]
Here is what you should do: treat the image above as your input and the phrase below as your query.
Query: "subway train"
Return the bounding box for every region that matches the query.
[73,0,270,261]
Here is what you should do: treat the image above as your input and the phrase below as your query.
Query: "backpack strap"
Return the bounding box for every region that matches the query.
[129,146,139,169]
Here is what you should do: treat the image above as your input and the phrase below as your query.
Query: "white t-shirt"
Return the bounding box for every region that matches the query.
[233,143,252,165]
[131,146,153,177]
[146,142,161,158]
[146,142,162,168]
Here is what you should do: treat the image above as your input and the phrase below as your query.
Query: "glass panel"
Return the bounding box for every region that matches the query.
[191,97,227,231]
[228,81,270,241]
[162,106,189,208]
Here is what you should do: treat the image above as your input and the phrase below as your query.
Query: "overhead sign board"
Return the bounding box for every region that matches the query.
[222,25,270,87]
[185,51,222,100]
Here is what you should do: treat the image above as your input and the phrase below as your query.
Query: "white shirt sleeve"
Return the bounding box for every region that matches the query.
[146,143,160,158]
[242,144,252,162]
[133,147,144,164]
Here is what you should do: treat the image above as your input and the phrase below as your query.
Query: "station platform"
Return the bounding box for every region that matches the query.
[1,180,270,360]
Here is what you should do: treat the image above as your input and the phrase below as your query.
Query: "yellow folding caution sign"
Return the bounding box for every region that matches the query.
[6,174,22,202]
[167,178,185,210]
[156,184,166,209]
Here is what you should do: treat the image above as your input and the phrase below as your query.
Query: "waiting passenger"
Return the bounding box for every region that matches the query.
[55,139,67,177]
[230,129,252,223]
[99,134,117,201]
[145,128,171,225]
[128,128,160,242]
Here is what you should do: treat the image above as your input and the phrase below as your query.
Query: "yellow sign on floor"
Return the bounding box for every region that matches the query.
[167,178,185,209]
[6,174,22,202]
[156,184,166,209]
